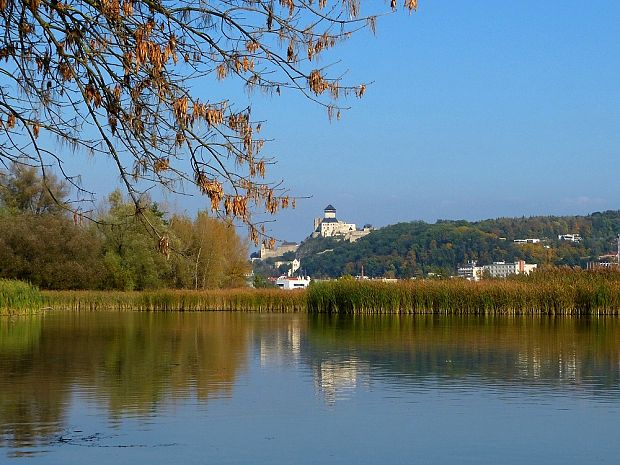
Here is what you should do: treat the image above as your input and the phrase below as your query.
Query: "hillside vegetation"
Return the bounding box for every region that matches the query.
[296,212,620,278]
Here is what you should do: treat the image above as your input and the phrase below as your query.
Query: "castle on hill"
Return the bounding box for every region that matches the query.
[312,204,372,242]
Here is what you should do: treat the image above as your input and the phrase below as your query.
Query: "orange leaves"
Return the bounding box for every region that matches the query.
[235,56,254,73]
[58,62,73,81]
[6,114,16,129]
[256,160,266,178]
[32,122,41,138]
[308,70,329,96]
[217,64,227,80]
[224,195,249,218]
[191,101,224,127]
[405,0,418,12]
[172,96,188,124]
[196,173,224,211]
[246,40,260,54]
[0,0,6,11]
[85,82,102,108]
[355,84,366,98]
[122,0,133,16]
[101,0,120,19]
[280,0,295,16]
[25,0,41,12]
[153,157,169,173]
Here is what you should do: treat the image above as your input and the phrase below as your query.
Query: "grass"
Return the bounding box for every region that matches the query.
[4,269,620,315]
[41,288,307,312]
[0,279,44,315]
[306,270,620,315]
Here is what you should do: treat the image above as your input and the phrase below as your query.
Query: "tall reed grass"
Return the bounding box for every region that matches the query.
[42,288,307,312]
[0,279,44,314]
[306,270,620,315]
[8,269,620,315]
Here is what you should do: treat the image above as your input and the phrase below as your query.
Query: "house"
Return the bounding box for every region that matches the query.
[276,275,311,290]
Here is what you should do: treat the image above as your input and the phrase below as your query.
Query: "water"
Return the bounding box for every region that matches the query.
[1,312,619,464]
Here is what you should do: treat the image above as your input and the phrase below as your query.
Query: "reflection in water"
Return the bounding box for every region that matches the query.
[1,312,620,461]
[0,312,252,448]
[313,358,370,405]
[304,315,620,398]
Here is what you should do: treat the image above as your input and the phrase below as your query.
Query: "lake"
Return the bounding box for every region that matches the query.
[1,312,619,464]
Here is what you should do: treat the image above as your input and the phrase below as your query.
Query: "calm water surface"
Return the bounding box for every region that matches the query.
[1,312,619,464]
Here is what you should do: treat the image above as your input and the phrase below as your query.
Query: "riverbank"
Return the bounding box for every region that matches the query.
[0,279,44,314]
[307,270,620,315]
[3,269,620,315]
[40,288,307,312]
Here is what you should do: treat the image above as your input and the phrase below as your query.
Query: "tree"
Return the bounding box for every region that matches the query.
[0,162,68,214]
[0,0,416,245]
[169,212,250,289]
[98,189,172,290]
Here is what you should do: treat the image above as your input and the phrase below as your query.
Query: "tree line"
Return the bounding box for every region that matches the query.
[0,164,249,290]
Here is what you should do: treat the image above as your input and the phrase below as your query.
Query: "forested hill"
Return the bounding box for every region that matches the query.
[297,211,620,278]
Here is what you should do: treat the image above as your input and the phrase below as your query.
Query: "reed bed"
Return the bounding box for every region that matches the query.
[6,269,620,315]
[307,271,620,315]
[42,288,307,312]
[0,279,44,315]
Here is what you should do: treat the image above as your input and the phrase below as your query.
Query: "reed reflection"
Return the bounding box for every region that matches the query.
[304,315,620,397]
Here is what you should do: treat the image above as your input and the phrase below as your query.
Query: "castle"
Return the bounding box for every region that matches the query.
[312,205,371,242]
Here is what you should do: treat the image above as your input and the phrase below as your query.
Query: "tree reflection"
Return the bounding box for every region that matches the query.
[0,312,253,448]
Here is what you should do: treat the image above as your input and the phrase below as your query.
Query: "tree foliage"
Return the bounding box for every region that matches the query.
[0,0,417,244]
[0,165,250,289]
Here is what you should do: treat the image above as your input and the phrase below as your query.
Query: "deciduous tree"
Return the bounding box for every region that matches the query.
[0,0,417,244]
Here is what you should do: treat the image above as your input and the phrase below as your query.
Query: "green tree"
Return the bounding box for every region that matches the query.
[98,190,172,290]
[0,163,68,215]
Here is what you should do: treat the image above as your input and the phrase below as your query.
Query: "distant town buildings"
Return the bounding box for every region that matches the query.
[558,234,582,243]
[458,260,537,281]
[485,261,537,278]
[514,238,540,245]
[457,262,484,281]
[312,204,372,242]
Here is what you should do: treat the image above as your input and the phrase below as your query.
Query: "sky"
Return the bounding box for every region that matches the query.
[39,0,620,243]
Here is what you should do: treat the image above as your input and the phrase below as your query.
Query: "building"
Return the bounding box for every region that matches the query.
[558,234,582,243]
[312,205,371,242]
[483,261,537,278]
[259,241,299,260]
[514,238,540,245]
[457,262,484,281]
[276,275,311,290]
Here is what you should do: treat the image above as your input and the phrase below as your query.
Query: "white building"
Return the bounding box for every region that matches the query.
[457,262,484,281]
[312,205,371,242]
[514,238,540,245]
[276,275,311,290]
[483,261,537,278]
[558,234,582,243]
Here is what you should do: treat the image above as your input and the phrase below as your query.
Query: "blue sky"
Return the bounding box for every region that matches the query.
[57,0,620,243]
[248,0,620,242]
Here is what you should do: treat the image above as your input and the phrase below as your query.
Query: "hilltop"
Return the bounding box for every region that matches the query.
[289,211,620,279]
